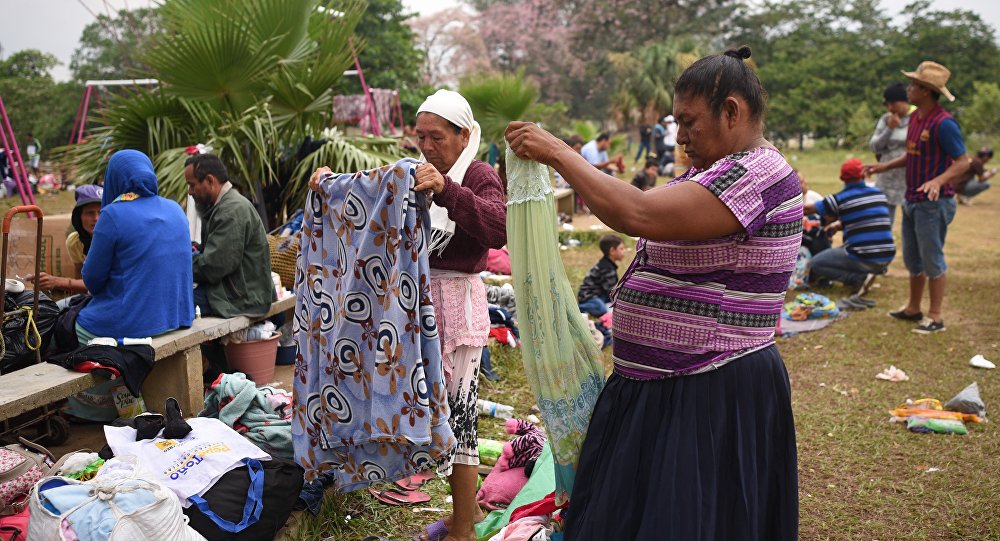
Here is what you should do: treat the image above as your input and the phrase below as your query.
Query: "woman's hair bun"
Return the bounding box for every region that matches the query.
[724,46,752,60]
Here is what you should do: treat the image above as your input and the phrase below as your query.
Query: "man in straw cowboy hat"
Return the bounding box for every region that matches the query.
[865,61,971,334]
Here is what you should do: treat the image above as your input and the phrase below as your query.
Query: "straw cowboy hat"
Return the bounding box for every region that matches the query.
[902,61,955,101]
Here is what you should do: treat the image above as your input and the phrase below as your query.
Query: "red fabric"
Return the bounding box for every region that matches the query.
[72,360,121,379]
[0,501,30,540]
[509,491,560,523]
[487,248,512,275]
[489,326,516,347]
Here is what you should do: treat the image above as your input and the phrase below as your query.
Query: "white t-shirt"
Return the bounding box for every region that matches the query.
[663,124,677,147]
[581,140,608,166]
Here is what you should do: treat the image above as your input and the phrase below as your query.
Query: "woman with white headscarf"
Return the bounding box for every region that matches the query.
[309,90,505,540]
[411,90,508,541]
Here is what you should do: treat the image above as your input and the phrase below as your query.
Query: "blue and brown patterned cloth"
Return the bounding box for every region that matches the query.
[292,158,455,491]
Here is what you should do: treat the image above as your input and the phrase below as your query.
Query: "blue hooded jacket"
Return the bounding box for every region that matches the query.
[79,150,194,339]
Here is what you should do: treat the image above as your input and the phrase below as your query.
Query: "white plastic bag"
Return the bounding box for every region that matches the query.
[103,417,270,506]
[28,457,205,540]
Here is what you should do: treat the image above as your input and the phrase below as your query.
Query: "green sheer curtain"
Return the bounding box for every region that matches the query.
[504,147,605,505]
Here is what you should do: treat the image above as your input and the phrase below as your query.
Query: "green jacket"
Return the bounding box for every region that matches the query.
[193,189,276,317]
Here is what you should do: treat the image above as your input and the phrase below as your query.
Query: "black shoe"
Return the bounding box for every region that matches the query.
[856,273,877,297]
[913,319,946,334]
[888,308,923,321]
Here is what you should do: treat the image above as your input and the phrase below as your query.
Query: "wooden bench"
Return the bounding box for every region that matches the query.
[0,296,296,421]
[554,187,574,217]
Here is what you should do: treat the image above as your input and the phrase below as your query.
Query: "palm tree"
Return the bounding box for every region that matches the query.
[609,39,701,124]
[60,0,402,225]
[459,70,538,154]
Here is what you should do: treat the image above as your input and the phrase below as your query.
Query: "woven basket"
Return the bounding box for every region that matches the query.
[267,234,299,290]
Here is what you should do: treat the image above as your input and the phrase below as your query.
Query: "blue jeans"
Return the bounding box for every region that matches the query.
[961,179,991,198]
[634,141,651,162]
[579,296,609,318]
[902,198,956,279]
[808,246,887,286]
[193,285,214,316]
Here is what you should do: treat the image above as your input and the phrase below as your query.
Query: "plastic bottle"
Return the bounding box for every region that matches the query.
[119,337,153,346]
[195,306,202,320]
[477,399,514,419]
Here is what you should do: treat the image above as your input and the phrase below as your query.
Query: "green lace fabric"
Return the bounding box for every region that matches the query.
[504,145,605,505]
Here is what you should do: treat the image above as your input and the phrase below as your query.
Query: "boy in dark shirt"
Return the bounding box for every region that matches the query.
[631,159,658,191]
[577,234,626,317]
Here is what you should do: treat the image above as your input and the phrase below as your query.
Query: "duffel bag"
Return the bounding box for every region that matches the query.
[0,438,53,516]
[184,457,304,541]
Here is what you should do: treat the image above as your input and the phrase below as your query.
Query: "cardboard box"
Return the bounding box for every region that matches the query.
[4,213,73,282]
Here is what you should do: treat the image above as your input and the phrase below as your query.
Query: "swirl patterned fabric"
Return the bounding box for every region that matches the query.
[504,147,605,506]
[292,158,456,491]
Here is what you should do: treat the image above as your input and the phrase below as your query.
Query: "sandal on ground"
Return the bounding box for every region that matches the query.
[413,519,448,541]
[395,469,437,491]
[368,486,431,506]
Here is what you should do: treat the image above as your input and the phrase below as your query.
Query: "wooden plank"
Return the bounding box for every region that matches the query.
[0,296,295,421]
[0,364,98,420]
[554,188,574,216]
[152,296,296,358]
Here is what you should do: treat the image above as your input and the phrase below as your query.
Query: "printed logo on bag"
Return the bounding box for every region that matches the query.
[166,443,232,480]
[155,440,180,452]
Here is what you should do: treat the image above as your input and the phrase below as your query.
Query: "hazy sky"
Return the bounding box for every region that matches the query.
[0,0,996,82]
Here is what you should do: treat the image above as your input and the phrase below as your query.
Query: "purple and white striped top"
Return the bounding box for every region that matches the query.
[611,147,802,380]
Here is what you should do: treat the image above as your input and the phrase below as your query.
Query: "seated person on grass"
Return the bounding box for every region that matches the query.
[25,184,102,302]
[631,159,658,191]
[185,153,276,318]
[804,158,896,295]
[577,234,626,318]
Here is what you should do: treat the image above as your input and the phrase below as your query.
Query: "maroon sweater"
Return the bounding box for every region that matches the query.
[429,160,507,273]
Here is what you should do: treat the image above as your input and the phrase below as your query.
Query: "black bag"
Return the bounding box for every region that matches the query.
[53,294,92,354]
[1,290,59,374]
[183,457,304,541]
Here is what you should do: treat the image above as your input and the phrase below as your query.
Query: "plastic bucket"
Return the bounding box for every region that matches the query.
[225,332,281,385]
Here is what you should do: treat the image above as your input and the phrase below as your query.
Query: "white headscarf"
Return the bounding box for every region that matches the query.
[417,89,481,256]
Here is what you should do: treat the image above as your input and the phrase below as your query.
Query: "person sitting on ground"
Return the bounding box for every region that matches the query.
[631,159,658,191]
[25,184,102,299]
[185,153,276,318]
[804,158,895,295]
[77,149,194,345]
[955,146,994,205]
[577,234,626,318]
[798,171,831,256]
[581,133,619,174]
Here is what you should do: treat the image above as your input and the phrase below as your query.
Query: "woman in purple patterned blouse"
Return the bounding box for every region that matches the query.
[506,46,800,540]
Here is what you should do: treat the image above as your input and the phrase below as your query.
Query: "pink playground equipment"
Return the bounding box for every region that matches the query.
[334,40,405,137]
[0,95,37,207]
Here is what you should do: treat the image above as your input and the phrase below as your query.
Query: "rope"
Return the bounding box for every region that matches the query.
[0,307,43,361]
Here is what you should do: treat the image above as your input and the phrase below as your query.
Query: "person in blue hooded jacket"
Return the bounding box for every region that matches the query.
[76,150,194,344]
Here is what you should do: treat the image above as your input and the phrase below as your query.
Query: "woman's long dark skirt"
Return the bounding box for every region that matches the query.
[564,345,798,541]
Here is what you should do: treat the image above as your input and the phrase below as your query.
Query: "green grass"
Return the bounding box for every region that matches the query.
[285,147,999,540]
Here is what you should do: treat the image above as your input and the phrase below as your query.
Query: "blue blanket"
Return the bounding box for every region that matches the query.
[292,159,455,491]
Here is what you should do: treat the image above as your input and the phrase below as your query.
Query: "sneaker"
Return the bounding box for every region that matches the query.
[888,307,923,321]
[856,273,878,297]
[913,318,945,334]
[958,195,972,206]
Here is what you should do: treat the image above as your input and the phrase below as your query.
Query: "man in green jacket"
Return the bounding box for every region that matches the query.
[185,154,276,318]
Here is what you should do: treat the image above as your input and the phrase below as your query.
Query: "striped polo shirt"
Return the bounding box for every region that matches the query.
[905,105,966,202]
[610,147,802,380]
[814,182,895,263]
